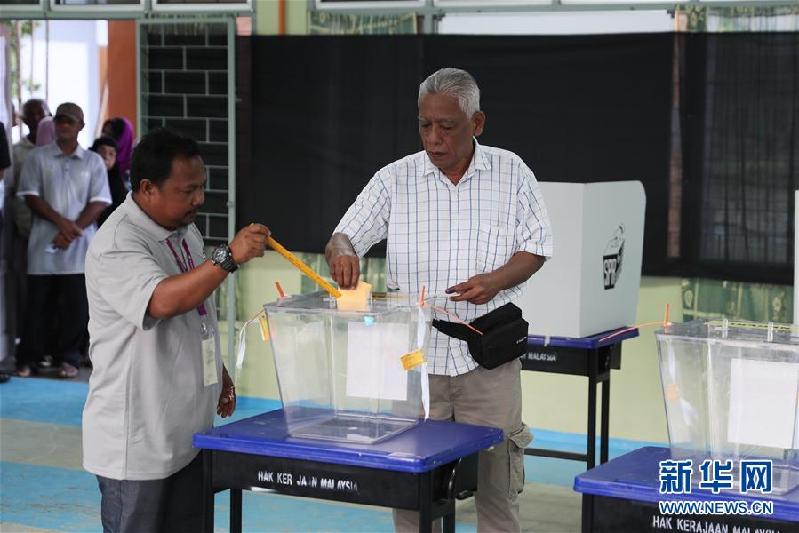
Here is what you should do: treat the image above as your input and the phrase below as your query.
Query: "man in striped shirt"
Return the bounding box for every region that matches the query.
[326,67,553,532]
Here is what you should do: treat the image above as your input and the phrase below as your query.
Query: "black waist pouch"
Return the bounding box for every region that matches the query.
[432,303,529,370]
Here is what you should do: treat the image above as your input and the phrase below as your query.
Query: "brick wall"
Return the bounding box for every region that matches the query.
[141,22,230,244]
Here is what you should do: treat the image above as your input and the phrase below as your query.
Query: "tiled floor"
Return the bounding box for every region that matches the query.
[1,375,647,532]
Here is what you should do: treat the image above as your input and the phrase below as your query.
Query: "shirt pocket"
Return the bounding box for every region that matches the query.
[475,223,516,273]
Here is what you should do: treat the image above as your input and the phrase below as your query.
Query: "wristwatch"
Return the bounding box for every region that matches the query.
[211,244,238,273]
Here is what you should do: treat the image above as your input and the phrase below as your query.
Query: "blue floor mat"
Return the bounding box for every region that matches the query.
[0,378,88,426]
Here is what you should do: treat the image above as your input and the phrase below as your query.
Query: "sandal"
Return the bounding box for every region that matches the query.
[59,363,78,379]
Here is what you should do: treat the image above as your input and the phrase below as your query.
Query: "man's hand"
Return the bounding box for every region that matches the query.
[56,217,83,242]
[446,273,501,305]
[230,223,270,265]
[217,366,236,418]
[52,231,71,250]
[325,233,359,289]
[446,252,546,305]
[329,254,359,289]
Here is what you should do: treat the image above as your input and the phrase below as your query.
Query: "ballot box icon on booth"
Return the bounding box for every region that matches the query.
[656,319,799,495]
[264,291,431,444]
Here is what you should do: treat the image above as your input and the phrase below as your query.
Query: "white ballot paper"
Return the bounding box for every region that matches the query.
[346,322,409,402]
[727,358,799,450]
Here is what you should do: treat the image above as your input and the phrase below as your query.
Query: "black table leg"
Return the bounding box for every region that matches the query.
[443,510,455,533]
[202,451,213,533]
[600,377,610,464]
[581,494,593,533]
[587,352,597,470]
[230,489,242,533]
[419,472,433,533]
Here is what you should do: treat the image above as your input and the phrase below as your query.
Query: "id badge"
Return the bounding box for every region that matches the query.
[201,321,219,387]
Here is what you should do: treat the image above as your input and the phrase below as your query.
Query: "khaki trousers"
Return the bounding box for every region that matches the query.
[394,358,532,533]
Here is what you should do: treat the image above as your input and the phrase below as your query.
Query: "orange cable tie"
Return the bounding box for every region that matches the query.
[430,305,484,336]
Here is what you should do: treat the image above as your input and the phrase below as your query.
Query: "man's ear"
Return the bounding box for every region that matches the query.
[472,111,486,137]
[138,178,155,199]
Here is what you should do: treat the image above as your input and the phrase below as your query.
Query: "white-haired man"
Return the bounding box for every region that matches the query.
[325,67,553,532]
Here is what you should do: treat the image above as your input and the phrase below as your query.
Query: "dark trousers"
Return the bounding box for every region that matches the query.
[97,453,204,533]
[2,199,29,359]
[17,274,87,368]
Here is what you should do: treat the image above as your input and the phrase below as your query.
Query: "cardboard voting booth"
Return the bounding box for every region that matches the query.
[517,181,646,338]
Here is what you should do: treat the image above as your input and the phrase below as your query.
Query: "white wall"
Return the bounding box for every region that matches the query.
[16,20,104,148]
[439,10,675,35]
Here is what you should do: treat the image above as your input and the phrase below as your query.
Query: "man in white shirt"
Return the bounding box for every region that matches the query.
[10,99,49,238]
[16,102,110,378]
[326,68,553,532]
[5,99,49,362]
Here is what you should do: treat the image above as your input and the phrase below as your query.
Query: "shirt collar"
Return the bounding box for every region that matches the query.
[422,138,491,179]
[122,193,185,243]
[47,142,86,159]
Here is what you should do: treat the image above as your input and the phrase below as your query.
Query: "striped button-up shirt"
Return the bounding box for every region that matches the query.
[335,140,553,376]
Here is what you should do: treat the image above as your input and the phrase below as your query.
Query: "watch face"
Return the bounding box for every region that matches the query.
[213,246,228,264]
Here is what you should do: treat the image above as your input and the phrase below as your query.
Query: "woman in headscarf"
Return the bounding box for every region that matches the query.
[90,137,127,226]
[34,116,55,147]
[101,117,134,188]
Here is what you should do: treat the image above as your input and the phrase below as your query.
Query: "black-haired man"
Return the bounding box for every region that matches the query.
[82,128,270,533]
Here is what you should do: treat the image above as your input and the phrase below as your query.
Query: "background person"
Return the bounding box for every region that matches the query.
[90,137,126,226]
[15,102,110,378]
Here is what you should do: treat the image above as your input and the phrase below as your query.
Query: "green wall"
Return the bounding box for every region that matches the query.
[253,0,309,36]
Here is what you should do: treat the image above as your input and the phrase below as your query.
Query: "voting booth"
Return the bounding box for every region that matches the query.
[264,292,431,444]
[656,320,799,495]
[518,181,646,338]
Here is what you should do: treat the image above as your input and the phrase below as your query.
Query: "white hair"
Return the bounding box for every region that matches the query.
[418,68,481,117]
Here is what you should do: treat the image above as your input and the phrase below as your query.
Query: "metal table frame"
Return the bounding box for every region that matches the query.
[194,410,503,533]
[521,327,639,470]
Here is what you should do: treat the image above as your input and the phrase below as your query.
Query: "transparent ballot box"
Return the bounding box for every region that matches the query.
[656,320,799,494]
[264,291,431,444]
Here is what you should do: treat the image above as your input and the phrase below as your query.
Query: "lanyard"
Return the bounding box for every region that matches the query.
[165,238,208,317]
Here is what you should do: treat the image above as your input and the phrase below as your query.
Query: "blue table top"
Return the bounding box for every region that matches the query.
[574,446,799,523]
[194,409,504,474]
[528,326,639,350]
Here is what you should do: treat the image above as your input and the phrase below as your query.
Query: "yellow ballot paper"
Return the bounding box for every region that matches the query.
[258,314,270,341]
[337,281,372,311]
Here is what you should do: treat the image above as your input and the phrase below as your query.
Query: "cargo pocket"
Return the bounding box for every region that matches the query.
[507,424,533,497]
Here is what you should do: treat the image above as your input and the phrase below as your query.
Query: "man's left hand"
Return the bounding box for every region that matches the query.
[52,232,71,250]
[446,273,500,305]
[217,366,236,418]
